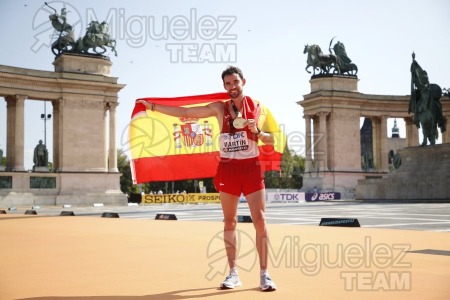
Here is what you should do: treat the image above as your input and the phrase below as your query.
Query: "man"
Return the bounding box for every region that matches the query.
[139,66,277,291]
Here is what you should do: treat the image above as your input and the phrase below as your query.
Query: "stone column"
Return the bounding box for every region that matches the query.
[371,117,381,171]
[379,115,389,172]
[5,96,15,171]
[52,99,61,171]
[317,112,328,171]
[372,116,389,172]
[108,102,118,172]
[5,95,27,171]
[404,117,418,147]
[103,104,109,171]
[304,115,312,173]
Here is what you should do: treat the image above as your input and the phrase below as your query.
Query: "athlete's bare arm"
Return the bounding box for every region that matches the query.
[138,100,225,129]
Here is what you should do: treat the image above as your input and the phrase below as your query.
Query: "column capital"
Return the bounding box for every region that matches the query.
[5,94,28,103]
[317,111,329,116]
[15,94,28,101]
[105,101,119,109]
[403,116,414,124]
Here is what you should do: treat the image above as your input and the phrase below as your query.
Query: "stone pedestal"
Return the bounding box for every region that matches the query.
[53,53,112,76]
[34,167,49,173]
[310,75,358,92]
[356,143,450,200]
[0,172,127,206]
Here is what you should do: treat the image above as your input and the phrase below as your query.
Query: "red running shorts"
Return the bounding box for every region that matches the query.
[214,157,265,196]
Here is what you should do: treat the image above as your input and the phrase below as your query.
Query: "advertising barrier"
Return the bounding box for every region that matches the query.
[266,192,305,203]
[142,193,220,204]
[305,192,341,201]
[142,191,341,204]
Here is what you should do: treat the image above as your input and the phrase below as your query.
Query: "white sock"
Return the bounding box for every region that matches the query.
[230,267,238,275]
[260,269,269,276]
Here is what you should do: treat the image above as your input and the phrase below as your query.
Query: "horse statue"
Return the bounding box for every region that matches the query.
[45,3,117,57]
[332,40,358,75]
[409,52,446,146]
[304,44,337,75]
[46,2,76,55]
[74,21,118,56]
[51,30,76,55]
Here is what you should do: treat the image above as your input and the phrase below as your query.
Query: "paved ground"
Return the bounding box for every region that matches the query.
[4,201,450,232]
[2,201,450,299]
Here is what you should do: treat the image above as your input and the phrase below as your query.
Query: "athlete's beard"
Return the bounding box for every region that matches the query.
[228,88,243,100]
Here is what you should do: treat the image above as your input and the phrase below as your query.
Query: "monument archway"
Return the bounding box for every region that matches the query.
[0,54,126,206]
[298,75,450,199]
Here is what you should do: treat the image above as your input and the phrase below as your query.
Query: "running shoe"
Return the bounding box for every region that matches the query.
[260,274,277,291]
[220,271,242,289]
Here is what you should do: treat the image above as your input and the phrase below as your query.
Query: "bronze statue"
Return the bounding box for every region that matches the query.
[46,3,76,55]
[33,140,48,168]
[73,21,117,56]
[304,44,336,75]
[303,38,358,76]
[45,2,117,57]
[332,40,358,75]
[388,150,401,170]
[409,52,446,146]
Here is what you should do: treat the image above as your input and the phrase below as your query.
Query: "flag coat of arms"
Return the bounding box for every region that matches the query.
[129,92,286,184]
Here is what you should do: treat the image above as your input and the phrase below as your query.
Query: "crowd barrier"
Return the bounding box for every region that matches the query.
[141,191,341,204]
[142,193,220,204]
[266,192,306,203]
[305,192,341,201]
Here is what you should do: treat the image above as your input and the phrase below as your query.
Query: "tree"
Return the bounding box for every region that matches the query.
[265,147,305,190]
[117,149,140,195]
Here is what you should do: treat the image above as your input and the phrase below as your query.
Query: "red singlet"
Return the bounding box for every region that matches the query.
[213,101,264,196]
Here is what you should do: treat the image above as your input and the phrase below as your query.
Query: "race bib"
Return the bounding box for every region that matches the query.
[219,131,258,159]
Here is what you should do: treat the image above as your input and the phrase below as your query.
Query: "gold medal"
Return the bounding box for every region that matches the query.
[231,100,246,129]
[233,112,246,129]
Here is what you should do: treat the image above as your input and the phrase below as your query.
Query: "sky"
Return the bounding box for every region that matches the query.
[0,0,449,170]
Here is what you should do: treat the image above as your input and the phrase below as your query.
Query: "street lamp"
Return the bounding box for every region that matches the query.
[40,102,52,145]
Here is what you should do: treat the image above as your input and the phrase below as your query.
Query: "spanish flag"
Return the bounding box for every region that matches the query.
[129,93,286,184]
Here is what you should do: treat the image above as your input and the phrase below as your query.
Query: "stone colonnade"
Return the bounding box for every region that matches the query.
[299,75,450,197]
[0,54,126,206]
[4,96,119,173]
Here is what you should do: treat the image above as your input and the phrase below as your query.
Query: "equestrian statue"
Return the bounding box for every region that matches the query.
[409,52,446,146]
[304,37,358,76]
[45,2,117,57]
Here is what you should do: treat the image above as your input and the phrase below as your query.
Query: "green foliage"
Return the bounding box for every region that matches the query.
[117,149,140,195]
[265,148,305,190]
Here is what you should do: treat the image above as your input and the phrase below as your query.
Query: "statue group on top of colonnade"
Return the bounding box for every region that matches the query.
[45,2,117,57]
[303,37,358,76]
